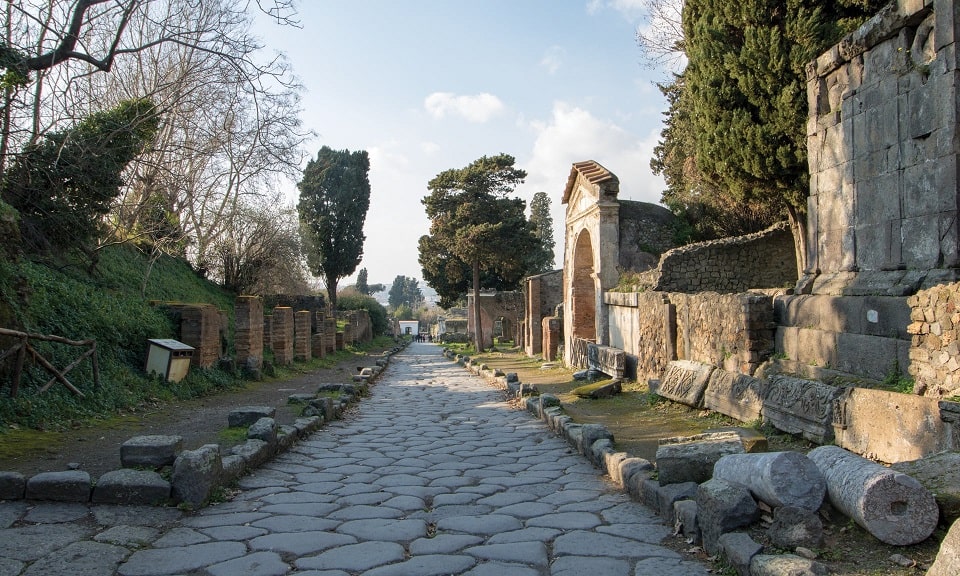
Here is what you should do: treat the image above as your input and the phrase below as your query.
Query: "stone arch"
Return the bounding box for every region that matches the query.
[571,230,597,342]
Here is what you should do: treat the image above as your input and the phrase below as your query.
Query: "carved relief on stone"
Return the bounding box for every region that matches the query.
[703,369,768,423]
[656,360,716,408]
[763,375,842,444]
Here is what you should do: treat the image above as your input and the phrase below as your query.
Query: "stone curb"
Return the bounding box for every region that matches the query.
[0,342,407,506]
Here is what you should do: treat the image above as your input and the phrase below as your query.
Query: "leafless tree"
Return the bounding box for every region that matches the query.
[1,0,309,274]
[635,0,685,71]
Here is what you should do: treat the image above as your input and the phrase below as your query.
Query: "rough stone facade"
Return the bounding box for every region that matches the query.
[524,270,562,357]
[606,291,775,381]
[637,222,797,294]
[908,282,960,396]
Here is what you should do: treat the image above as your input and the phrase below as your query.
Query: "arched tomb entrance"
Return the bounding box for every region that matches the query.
[561,160,622,368]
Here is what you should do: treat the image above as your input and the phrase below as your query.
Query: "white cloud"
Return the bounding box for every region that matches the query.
[424,92,505,123]
[541,46,565,75]
[518,102,666,267]
[587,0,647,20]
[420,141,440,156]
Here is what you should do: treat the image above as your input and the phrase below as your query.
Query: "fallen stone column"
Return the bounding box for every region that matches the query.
[712,451,825,511]
[808,445,938,545]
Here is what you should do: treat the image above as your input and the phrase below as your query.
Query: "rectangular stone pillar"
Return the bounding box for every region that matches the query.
[542,316,561,362]
[311,333,326,359]
[335,331,345,351]
[179,304,221,368]
[235,296,263,371]
[294,310,312,362]
[271,307,294,365]
[324,318,337,354]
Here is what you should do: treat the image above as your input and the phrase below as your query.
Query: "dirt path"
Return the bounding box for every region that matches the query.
[0,351,384,479]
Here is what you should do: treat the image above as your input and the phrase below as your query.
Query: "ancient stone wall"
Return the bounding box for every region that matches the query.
[606,291,775,381]
[263,295,327,331]
[805,0,953,282]
[639,222,797,294]
[165,303,222,369]
[523,270,562,357]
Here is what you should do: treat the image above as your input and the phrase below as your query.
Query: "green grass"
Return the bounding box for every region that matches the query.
[0,245,392,432]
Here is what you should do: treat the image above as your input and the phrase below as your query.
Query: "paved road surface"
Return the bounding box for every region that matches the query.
[0,342,712,575]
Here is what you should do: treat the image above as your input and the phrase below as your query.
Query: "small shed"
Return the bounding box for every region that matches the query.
[145,339,194,383]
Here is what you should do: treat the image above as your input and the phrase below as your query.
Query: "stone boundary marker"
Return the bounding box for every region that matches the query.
[0,344,405,505]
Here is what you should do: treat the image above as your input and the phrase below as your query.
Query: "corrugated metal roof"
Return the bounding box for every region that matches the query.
[562,160,619,204]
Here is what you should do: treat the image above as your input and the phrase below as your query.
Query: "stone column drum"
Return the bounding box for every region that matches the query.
[712,451,825,511]
[808,445,938,545]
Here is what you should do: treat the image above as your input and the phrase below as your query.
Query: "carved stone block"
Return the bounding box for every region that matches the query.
[703,369,768,423]
[763,375,841,444]
[656,360,716,408]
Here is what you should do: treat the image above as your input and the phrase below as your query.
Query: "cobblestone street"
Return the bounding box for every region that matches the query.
[0,342,711,575]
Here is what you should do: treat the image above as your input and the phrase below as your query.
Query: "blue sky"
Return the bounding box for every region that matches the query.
[254,0,671,290]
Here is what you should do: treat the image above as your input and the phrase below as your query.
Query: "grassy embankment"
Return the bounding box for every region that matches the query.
[0,245,389,439]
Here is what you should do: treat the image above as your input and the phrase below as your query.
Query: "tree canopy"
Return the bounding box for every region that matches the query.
[655,0,883,260]
[388,275,424,310]
[419,153,538,350]
[527,191,556,274]
[298,146,371,310]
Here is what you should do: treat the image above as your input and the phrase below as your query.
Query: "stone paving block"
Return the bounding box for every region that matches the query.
[656,481,698,525]
[171,444,222,507]
[718,532,763,576]
[227,406,276,428]
[674,499,700,544]
[247,417,278,445]
[25,470,91,502]
[0,471,25,500]
[656,431,746,485]
[120,435,183,468]
[696,478,759,556]
[750,554,828,576]
[92,469,171,505]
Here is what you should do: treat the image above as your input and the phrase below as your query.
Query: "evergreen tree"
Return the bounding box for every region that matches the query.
[527,191,556,273]
[388,275,423,310]
[679,0,883,266]
[297,146,371,310]
[419,153,538,351]
[356,268,369,295]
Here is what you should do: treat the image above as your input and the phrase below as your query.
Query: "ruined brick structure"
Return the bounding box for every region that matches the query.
[466,290,524,350]
[234,296,263,371]
[523,270,562,358]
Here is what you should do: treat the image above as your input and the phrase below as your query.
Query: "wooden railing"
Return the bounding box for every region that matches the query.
[0,327,100,397]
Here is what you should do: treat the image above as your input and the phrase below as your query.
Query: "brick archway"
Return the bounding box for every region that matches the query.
[571,230,597,342]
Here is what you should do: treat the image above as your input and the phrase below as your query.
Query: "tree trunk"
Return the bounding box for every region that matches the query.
[786,204,808,281]
[472,258,483,352]
[326,275,338,312]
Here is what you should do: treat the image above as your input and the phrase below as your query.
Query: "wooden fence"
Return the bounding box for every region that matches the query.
[0,327,99,397]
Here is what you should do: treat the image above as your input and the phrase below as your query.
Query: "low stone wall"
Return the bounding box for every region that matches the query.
[606,291,775,381]
[638,222,796,294]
